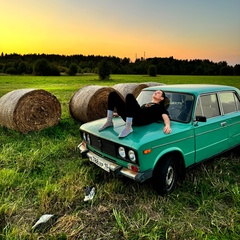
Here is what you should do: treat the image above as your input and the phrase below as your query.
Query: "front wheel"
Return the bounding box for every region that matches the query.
[152,156,178,195]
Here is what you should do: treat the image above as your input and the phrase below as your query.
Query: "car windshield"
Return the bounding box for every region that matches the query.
[137,90,194,123]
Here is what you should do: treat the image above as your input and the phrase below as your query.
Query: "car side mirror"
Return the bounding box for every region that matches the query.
[195,116,207,122]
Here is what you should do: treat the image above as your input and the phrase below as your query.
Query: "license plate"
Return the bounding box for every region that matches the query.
[89,154,110,172]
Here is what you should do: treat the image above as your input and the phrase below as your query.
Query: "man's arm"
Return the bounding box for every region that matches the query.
[162,113,172,134]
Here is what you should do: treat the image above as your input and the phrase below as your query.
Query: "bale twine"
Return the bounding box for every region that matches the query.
[69,85,116,123]
[0,89,61,133]
[112,83,148,98]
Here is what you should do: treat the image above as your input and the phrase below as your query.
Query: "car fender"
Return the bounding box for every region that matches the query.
[153,147,185,170]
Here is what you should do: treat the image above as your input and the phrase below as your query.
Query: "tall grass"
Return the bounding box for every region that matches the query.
[0,75,239,239]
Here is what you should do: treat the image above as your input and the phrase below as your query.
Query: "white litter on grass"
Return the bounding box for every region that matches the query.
[84,186,95,201]
[32,214,54,229]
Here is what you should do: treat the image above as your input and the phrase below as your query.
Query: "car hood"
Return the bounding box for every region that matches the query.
[80,117,192,149]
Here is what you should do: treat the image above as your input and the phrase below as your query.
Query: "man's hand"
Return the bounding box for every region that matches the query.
[162,114,172,134]
[163,124,172,134]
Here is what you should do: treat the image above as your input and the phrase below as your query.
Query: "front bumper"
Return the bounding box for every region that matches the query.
[78,142,152,183]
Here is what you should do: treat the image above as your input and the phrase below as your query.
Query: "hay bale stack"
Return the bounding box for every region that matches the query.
[113,83,148,98]
[0,89,61,133]
[69,85,116,123]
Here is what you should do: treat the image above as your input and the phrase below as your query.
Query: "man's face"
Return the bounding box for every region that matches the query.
[153,90,164,102]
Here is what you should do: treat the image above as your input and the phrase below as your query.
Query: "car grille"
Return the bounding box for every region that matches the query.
[89,134,117,157]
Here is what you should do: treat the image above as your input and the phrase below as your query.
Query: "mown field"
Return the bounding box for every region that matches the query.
[0,75,240,239]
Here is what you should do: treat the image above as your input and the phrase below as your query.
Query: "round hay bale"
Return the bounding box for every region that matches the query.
[69,85,116,123]
[113,83,148,98]
[0,89,61,133]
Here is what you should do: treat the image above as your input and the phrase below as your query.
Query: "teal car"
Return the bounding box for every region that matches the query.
[78,84,240,195]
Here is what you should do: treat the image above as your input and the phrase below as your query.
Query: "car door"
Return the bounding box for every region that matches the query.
[194,93,229,163]
[219,91,240,148]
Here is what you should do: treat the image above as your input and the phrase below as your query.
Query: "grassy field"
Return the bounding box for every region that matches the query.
[0,75,240,239]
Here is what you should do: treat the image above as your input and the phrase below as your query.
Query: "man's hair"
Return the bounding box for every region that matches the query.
[161,90,166,99]
[160,90,170,108]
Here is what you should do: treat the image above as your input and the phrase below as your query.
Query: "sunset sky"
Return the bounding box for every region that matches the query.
[1,0,240,66]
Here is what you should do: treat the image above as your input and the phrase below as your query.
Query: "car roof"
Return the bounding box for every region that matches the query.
[144,84,238,95]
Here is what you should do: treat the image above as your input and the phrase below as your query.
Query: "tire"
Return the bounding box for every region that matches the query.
[152,156,178,195]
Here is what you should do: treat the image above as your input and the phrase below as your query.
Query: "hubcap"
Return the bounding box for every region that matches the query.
[166,166,174,188]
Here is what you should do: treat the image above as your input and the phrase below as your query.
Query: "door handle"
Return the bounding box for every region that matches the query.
[221,121,227,127]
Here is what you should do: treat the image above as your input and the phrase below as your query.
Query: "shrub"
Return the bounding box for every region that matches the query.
[68,63,78,76]
[17,61,27,74]
[34,59,60,76]
[148,65,157,76]
[49,64,60,76]
[98,59,111,80]
[5,67,16,75]
[233,64,240,76]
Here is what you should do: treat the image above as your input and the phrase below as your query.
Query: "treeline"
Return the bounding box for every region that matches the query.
[0,53,240,76]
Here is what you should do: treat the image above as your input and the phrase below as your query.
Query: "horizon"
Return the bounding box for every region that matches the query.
[1,52,238,67]
[1,0,240,66]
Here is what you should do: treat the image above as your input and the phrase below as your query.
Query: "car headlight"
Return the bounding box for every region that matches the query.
[118,147,126,158]
[128,150,136,163]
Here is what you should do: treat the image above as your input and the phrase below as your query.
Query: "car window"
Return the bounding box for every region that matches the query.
[137,90,194,122]
[166,93,194,122]
[137,91,153,105]
[219,91,240,114]
[195,94,220,118]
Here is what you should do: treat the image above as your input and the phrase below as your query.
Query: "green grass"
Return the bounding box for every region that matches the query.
[0,74,240,239]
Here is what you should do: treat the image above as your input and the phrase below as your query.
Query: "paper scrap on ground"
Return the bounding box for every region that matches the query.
[84,186,95,201]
